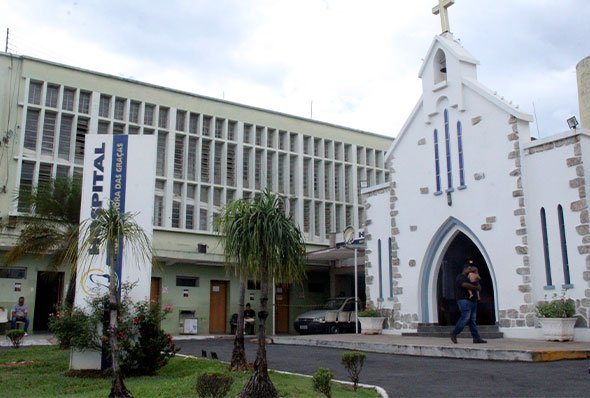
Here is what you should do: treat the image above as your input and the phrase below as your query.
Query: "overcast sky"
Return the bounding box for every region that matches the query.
[1,0,588,138]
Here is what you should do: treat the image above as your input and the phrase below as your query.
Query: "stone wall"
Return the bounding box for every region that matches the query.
[497,116,535,328]
[363,159,420,330]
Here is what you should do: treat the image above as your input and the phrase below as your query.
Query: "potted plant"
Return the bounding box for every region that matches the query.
[357,306,386,335]
[536,290,577,341]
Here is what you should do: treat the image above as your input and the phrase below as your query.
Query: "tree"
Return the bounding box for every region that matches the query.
[217,199,250,372]
[2,177,81,306]
[78,204,153,398]
[217,190,306,398]
[230,278,249,371]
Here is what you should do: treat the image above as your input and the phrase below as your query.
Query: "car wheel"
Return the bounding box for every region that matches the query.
[330,325,340,334]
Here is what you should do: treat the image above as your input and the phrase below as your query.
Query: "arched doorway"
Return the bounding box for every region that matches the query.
[436,232,496,326]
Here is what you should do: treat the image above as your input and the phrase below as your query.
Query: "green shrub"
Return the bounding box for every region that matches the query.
[48,285,178,376]
[341,351,366,391]
[48,306,101,349]
[357,308,381,317]
[117,301,179,376]
[312,367,333,398]
[195,372,234,398]
[90,291,179,376]
[6,329,25,349]
[537,291,576,318]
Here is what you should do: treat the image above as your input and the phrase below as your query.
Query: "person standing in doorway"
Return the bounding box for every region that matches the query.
[244,303,256,335]
[450,264,487,344]
[11,296,29,335]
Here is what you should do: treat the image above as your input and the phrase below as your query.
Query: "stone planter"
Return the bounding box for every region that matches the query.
[358,317,385,335]
[538,317,577,341]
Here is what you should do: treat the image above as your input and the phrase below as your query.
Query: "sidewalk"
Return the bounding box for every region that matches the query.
[0,333,56,348]
[270,333,590,362]
[3,332,590,362]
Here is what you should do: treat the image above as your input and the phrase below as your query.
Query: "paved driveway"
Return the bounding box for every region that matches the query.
[176,338,590,397]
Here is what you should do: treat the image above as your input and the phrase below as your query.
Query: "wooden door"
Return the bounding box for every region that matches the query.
[150,277,161,305]
[209,280,228,333]
[275,284,290,333]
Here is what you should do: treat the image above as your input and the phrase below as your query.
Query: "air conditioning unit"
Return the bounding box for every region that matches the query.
[183,318,198,334]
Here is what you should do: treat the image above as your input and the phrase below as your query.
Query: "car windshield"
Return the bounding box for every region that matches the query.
[322,298,347,310]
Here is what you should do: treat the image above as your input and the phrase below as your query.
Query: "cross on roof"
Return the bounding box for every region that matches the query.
[432,0,455,34]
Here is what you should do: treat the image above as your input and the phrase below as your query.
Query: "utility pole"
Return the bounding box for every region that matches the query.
[5,28,8,53]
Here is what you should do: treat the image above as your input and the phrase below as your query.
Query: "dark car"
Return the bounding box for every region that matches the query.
[294,297,361,334]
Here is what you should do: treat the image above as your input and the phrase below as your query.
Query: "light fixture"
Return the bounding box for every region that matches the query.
[567,116,579,130]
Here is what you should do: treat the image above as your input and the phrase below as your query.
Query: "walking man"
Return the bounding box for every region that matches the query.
[450,264,487,344]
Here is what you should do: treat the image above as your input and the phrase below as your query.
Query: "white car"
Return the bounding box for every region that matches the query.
[293,297,362,334]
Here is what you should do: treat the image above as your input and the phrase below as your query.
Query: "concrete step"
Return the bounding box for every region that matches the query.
[401,323,504,339]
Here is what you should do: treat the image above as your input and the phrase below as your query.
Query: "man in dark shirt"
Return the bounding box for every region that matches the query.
[450,264,487,344]
[244,303,255,335]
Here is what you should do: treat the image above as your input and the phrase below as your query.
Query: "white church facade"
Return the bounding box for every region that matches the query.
[363,4,590,341]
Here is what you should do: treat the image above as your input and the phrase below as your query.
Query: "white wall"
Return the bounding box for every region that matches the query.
[364,184,393,309]
[523,132,589,305]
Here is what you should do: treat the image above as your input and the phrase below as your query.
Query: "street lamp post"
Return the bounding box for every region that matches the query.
[343,226,364,334]
[354,246,358,334]
[346,242,366,334]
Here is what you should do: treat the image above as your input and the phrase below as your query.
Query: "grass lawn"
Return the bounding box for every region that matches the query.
[0,346,380,397]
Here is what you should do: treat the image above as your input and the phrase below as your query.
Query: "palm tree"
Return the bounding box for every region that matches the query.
[78,204,153,398]
[218,199,250,372]
[217,190,306,398]
[2,177,81,306]
[230,278,249,371]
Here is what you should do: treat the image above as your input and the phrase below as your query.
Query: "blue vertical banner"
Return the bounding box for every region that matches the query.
[110,135,128,297]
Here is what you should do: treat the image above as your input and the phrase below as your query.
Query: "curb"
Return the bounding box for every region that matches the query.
[272,368,389,398]
[177,354,388,397]
[530,351,590,362]
[270,336,590,362]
